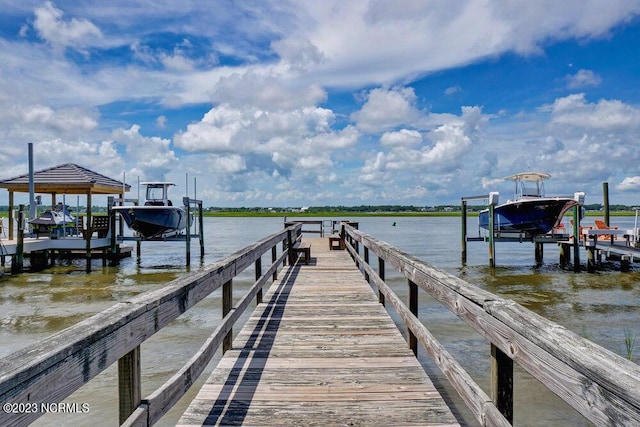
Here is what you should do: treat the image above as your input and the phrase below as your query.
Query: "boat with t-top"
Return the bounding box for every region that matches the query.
[478,172,584,237]
[112,182,190,239]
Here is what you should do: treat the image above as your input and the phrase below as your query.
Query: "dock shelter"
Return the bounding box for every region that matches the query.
[0,162,130,240]
[0,163,131,272]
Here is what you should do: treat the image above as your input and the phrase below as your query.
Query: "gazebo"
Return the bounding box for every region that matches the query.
[0,163,130,240]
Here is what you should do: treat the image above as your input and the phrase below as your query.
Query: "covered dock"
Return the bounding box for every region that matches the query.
[0,163,130,271]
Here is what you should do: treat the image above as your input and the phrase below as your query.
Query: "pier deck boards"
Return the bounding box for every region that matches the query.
[178,238,459,426]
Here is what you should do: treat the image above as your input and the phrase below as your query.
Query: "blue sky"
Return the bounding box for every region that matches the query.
[2,1,640,208]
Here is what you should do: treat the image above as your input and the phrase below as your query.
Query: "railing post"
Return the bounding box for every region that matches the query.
[223,279,233,353]
[272,246,278,280]
[491,344,513,423]
[378,257,385,306]
[118,346,141,425]
[287,229,294,265]
[489,202,496,268]
[364,247,370,283]
[255,257,263,304]
[461,199,467,264]
[408,279,418,356]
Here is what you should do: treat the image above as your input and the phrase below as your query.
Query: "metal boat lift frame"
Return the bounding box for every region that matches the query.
[110,196,204,266]
[461,194,582,269]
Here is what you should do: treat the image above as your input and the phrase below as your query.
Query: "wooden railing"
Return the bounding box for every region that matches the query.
[0,223,302,426]
[342,223,640,426]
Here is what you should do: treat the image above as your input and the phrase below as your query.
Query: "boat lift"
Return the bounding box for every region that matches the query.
[461,193,582,269]
[110,195,204,266]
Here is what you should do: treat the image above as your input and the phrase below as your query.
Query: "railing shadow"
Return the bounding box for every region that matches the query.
[205,264,300,425]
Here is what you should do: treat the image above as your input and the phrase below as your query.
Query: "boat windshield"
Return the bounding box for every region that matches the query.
[146,185,166,201]
[518,179,544,197]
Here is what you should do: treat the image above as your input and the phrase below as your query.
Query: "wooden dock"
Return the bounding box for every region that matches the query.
[178,238,460,426]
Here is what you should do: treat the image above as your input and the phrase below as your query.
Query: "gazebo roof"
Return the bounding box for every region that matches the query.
[0,163,130,195]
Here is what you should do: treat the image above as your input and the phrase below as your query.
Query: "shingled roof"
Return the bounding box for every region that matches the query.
[0,163,130,195]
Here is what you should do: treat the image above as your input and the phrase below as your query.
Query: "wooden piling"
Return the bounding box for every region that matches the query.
[559,243,570,267]
[13,204,24,273]
[572,206,581,272]
[535,242,543,263]
[586,242,596,273]
[488,203,496,268]
[603,182,610,227]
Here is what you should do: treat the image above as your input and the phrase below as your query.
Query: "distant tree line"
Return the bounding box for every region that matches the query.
[1,203,637,215]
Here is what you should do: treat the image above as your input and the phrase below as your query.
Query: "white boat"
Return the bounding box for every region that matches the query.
[113,182,190,239]
[479,172,584,236]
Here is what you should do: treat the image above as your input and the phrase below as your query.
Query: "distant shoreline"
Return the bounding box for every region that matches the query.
[201,211,636,218]
[0,210,635,218]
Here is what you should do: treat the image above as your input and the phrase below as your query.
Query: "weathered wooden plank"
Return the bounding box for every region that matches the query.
[179,238,459,426]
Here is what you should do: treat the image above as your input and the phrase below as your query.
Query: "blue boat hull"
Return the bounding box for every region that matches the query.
[479,198,578,236]
[113,206,189,238]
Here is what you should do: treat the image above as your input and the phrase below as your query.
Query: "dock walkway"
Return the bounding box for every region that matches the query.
[178,237,459,426]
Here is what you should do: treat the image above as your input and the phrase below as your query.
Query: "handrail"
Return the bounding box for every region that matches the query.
[342,223,640,426]
[0,223,302,426]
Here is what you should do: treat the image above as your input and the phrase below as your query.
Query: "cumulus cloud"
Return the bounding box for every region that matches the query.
[33,1,103,53]
[212,72,328,109]
[112,125,178,180]
[618,176,640,192]
[380,129,423,147]
[350,87,424,133]
[358,105,487,188]
[547,93,640,130]
[19,104,98,133]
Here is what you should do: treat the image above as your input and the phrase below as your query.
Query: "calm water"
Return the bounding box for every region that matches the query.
[1,216,639,426]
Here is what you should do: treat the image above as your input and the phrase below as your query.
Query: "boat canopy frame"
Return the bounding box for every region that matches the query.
[505,172,550,199]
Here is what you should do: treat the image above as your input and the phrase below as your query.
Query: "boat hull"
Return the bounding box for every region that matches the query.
[113,206,189,238]
[479,198,578,236]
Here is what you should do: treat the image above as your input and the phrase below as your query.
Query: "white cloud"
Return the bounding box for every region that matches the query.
[547,93,640,130]
[350,87,424,133]
[567,69,602,89]
[445,85,462,96]
[112,125,178,180]
[33,1,103,53]
[380,129,423,147]
[618,176,640,192]
[19,104,98,133]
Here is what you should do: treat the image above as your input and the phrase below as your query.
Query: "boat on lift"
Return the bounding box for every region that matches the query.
[478,172,584,237]
[29,203,78,237]
[112,182,190,239]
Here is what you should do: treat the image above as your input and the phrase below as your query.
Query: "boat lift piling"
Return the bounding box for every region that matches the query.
[461,193,497,267]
